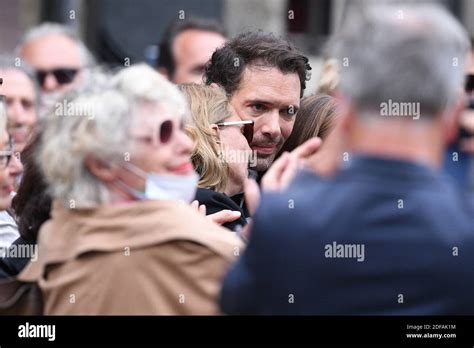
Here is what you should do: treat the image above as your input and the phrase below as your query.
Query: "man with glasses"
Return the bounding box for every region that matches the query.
[16,23,95,113]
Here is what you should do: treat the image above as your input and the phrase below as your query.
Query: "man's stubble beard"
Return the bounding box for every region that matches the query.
[253,141,283,173]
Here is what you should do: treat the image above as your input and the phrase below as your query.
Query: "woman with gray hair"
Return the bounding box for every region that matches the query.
[18,64,243,315]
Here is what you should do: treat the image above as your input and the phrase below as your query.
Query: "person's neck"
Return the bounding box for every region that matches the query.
[224,179,243,197]
[348,118,445,169]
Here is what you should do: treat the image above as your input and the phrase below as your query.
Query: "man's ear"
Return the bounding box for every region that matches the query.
[84,155,119,183]
[443,91,465,145]
[210,124,221,144]
[332,89,354,132]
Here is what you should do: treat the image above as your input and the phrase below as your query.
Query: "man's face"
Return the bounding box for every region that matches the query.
[172,29,226,84]
[20,33,83,93]
[230,65,301,172]
[0,69,37,153]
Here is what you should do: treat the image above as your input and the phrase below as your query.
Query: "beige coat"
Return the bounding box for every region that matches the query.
[19,200,244,315]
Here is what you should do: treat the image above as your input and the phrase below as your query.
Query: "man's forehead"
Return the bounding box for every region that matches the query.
[22,34,82,68]
[173,30,226,61]
[0,69,35,95]
[237,66,301,106]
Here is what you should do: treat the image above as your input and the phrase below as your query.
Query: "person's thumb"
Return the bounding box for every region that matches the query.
[208,210,241,225]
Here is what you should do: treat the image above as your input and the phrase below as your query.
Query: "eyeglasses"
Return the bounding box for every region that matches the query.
[216,120,254,144]
[0,136,15,169]
[36,68,79,87]
[0,149,13,170]
[132,119,175,147]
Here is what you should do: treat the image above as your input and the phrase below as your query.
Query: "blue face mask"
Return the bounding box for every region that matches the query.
[119,163,199,203]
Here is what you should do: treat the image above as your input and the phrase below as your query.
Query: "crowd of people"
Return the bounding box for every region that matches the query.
[0,1,473,315]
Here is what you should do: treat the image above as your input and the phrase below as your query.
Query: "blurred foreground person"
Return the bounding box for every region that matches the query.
[443,38,474,195]
[220,3,474,315]
[181,84,253,231]
[18,65,243,314]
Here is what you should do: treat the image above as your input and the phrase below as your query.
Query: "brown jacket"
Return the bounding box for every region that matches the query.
[18,200,244,315]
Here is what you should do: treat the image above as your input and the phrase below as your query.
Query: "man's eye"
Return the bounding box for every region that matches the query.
[251,104,266,112]
[22,100,34,109]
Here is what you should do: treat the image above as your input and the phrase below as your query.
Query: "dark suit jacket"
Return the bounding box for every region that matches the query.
[220,155,474,315]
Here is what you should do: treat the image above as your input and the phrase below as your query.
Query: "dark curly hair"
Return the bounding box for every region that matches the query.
[204,31,311,98]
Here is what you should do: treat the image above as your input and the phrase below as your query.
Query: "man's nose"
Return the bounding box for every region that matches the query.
[259,110,281,140]
[43,74,59,92]
[8,102,27,125]
[8,101,21,120]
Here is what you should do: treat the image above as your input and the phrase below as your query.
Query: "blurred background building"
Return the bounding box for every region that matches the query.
[0,0,471,93]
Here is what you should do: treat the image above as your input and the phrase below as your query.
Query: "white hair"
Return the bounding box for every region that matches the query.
[111,63,189,120]
[328,1,470,118]
[16,22,95,67]
[39,89,132,208]
[39,63,190,208]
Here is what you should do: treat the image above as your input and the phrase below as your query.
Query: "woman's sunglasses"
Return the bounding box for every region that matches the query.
[36,68,79,87]
[216,120,254,144]
[133,119,175,147]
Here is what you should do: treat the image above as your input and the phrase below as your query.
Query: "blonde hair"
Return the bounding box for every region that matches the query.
[317,59,340,95]
[179,84,232,192]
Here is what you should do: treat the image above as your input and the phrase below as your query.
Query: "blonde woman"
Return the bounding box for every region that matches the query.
[180,84,253,231]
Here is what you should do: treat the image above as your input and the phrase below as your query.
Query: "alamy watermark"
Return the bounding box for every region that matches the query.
[380,99,420,120]
[55,99,95,119]
[219,147,258,168]
[324,241,365,262]
[18,322,55,341]
[0,244,38,262]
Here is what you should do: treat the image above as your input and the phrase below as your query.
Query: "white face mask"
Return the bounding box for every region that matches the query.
[120,163,199,203]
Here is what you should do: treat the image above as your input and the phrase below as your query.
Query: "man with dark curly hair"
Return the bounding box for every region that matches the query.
[205,31,311,174]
